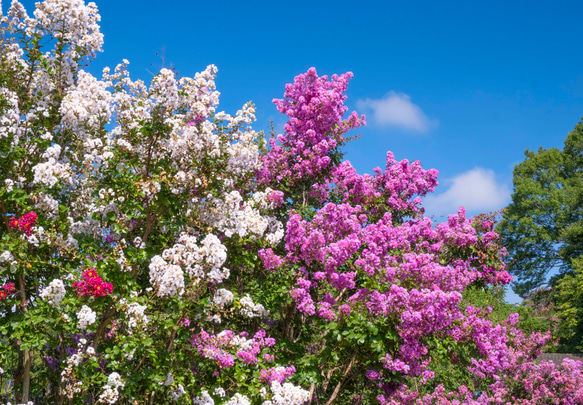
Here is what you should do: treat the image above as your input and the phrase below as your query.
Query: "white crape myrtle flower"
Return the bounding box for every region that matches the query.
[230,335,254,351]
[148,256,185,297]
[213,387,226,398]
[150,233,230,297]
[259,387,268,398]
[125,302,149,332]
[239,294,269,318]
[262,381,311,405]
[0,250,17,267]
[35,192,59,219]
[33,0,104,58]
[97,384,119,404]
[133,236,146,249]
[213,289,233,309]
[197,191,283,245]
[163,373,174,386]
[192,390,214,405]
[31,158,72,188]
[39,279,66,305]
[0,88,23,143]
[4,179,14,192]
[224,393,251,405]
[77,305,96,330]
[169,384,186,401]
[107,372,124,389]
[60,70,112,132]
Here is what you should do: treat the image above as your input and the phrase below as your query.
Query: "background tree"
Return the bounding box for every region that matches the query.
[553,256,583,352]
[498,119,583,297]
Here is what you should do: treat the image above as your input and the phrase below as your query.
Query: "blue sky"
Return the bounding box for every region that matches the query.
[12,0,583,302]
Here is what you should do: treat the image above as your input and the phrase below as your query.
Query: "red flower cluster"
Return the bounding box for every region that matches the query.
[73,269,113,298]
[0,282,15,300]
[9,212,38,236]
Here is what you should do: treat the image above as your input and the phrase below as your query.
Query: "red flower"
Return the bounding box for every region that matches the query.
[0,282,15,300]
[73,269,113,298]
[9,212,38,236]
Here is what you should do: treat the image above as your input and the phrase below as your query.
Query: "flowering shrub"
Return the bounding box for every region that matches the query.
[0,1,581,404]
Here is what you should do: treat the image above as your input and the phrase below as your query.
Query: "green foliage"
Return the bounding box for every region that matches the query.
[498,119,583,297]
[553,256,583,352]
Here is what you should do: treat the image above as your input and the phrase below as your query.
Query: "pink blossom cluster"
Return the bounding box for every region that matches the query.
[257,96,518,392]
[259,365,296,385]
[73,269,113,298]
[313,153,439,217]
[382,359,583,405]
[257,67,365,184]
[191,329,276,369]
[9,212,37,236]
[0,282,15,300]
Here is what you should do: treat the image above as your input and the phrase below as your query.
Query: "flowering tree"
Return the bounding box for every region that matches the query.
[0,1,582,405]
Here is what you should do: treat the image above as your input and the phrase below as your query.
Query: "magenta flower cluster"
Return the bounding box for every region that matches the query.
[73,269,113,298]
[251,66,576,403]
[9,212,37,236]
[257,68,365,184]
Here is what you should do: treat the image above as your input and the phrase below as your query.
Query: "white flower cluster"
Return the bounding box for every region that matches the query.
[169,384,186,401]
[97,372,124,404]
[0,88,22,144]
[213,387,226,398]
[223,393,251,405]
[31,150,72,188]
[27,226,47,247]
[262,381,311,405]
[148,256,185,297]
[0,250,17,267]
[222,104,262,176]
[40,279,66,306]
[198,190,283,244]
[33,0,104,58]
[150,233,230,297]
[162,373,173,386]
[77,305,96,330]
[60,70,112,132]
[239,294,269,318]
[4,179,14,192]
[229,335,254,351]
[213,289,234,309]
[126,302,149,332]
[192,390,214,405]
[34,192,59,219]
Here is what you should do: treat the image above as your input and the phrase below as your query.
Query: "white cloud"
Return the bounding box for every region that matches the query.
[423,168,511,218]
[357,91,437,132]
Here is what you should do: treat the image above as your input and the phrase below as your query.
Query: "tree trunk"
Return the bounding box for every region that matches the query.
[22,350,31,402]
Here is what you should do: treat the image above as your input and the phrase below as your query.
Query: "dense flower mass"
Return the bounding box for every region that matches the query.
[257,67,365,185]
[8,212,37,236]
[40,279,66,305]
[0,1,580,403]
[73,269,113,297]
[0,282,15,300]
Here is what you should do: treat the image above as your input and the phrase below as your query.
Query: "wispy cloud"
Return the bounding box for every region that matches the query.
[357,91,437,132]
[423,168,511,218]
